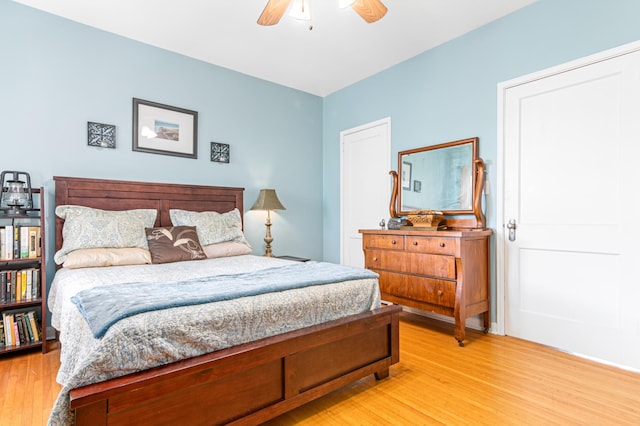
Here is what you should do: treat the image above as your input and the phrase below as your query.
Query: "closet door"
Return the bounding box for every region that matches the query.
[501,46,640,371]
[340,118,391,267]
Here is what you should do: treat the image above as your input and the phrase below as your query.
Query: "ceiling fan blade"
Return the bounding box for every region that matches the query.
[351,0,388,23]
[257,0,292,26]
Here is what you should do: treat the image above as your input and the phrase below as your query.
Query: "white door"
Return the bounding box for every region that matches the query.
[500,44,640,371]
[340,118,391,267]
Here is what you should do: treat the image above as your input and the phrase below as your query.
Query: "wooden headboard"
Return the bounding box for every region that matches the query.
[53,176,244,253]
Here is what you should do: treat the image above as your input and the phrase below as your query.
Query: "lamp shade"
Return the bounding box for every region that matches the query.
[251,189,286,211]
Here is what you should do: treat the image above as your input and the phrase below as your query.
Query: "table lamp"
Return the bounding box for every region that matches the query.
[251,189,286,257]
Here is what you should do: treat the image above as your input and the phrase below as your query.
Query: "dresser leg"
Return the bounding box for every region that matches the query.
[454,321,466,347]
[454,258,466,347]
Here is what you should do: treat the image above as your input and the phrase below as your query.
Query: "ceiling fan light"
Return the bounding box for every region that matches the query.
[338,0,355,8]
[289,0,311,21]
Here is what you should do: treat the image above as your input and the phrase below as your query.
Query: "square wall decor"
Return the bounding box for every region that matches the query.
[88,122,116,148]
[211,142,230,163]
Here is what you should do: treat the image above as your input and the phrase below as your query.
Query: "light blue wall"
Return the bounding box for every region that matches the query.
[1,0,323,292]
[322,0,640,318]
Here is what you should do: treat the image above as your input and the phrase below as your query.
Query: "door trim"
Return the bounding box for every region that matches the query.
[496,39,640,336]
[339,117,391,265]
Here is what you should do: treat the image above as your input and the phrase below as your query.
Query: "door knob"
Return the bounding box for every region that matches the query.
[507,219,517,241]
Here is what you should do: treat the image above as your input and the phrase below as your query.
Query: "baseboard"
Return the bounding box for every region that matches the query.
[399,305,497,334]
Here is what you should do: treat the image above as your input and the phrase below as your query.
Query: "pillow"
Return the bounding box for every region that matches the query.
[63,248,152,269]
[203,241,252,259]
[54,205,157,265]
[169,208,249,246]
[145,226,207,264]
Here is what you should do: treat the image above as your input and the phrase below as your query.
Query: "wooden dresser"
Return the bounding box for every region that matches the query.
[360,228,492,346]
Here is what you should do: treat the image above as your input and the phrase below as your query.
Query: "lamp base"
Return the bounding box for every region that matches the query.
[263,217,274,257]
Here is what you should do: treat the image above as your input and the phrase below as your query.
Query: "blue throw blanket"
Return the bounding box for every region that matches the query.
[72,261,378,338]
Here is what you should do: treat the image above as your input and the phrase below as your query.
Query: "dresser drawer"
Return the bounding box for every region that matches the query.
[365,249,408,271]
[377,271,456,308]
[363,234,405,250]
[406,236,457,255]
[366,250,455,279]
[409,253,456,279]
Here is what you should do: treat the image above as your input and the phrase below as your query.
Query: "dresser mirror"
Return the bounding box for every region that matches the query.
[389,137,486,229]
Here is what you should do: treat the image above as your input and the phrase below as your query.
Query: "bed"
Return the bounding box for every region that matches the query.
[48,176,401,426]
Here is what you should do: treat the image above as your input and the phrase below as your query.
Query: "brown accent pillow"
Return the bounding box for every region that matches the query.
[145,226,207,264]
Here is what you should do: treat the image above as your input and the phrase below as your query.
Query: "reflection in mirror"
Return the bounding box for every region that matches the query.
[398,137,478,216]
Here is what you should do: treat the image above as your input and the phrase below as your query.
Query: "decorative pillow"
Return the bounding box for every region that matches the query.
[54,205,157,265]
[203,241,252,259]
[63,248,152,269]
[169,208,249,246]
[145,226,207,264]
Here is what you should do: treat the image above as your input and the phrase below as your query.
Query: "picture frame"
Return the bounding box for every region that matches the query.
[413,180,422,193]
[402,161,412,189]
[87,122,116,149]
[210,142,230,163]
[132,98,198,159]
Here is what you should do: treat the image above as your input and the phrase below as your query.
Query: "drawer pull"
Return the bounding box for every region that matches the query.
[439,242,445,247]
[373,257,378,261]
[437,290,443,296]
[412,241,418,246]
[391,240,397,245]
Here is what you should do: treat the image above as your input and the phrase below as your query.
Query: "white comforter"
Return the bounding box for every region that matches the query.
[47,255,381,425]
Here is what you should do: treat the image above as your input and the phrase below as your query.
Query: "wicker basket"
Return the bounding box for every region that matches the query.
[407,210,444,227]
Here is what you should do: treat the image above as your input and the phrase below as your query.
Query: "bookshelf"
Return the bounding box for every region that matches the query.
[0,187,46,355]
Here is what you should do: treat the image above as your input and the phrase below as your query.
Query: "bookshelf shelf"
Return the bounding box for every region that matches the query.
[0,187,47,355]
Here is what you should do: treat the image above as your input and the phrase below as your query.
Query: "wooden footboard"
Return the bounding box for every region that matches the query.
[69,305,401,426]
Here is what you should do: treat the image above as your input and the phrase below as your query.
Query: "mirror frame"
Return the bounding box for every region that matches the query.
[389,137,486,229]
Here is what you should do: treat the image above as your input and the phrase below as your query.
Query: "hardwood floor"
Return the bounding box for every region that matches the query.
[2,312,639,425]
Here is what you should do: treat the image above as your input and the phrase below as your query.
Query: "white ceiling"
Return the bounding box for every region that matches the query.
[14,0,536,97]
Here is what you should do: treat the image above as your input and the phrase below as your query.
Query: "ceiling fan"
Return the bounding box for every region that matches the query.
[257,0,388,26]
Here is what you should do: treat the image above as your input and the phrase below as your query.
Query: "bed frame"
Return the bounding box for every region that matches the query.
[53,176,401,426]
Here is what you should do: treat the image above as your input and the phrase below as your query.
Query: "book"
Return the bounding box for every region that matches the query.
[16,313,27,344]
[4,225,13,259]
[9,271,16,302]
[0,319,4,347]
[24,269,32,301]
[28,227,39,258]
[13,317,20,346]
[32,269,39,299]
[0,272,5,303]
[2,313,11,346]
[36,227,41,257]
[15,271,22,302]
[21,312,33,342]
[27,311,40,342]
[13,226,19,260]
[20,226,29,259]
[0,228,4,260]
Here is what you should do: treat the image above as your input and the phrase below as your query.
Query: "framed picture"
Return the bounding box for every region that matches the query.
[87,122,116,148]
[132,98,198,159]
[402,161,412,189]
[210,142,230,163]
[413,180,422,193]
